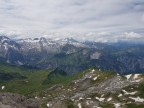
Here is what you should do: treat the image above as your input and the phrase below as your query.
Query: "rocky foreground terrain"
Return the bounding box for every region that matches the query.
[39,69,144,108]
[0,93,39,108]
[1,69,143,108]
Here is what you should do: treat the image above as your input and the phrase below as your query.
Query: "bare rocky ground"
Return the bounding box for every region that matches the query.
[38,69,144,108]
[0,93,39,108]
[0,69,144,108]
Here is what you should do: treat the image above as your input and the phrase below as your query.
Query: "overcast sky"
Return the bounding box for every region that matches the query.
[0,0,144,40]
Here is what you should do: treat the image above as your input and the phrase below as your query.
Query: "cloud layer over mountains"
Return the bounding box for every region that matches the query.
[0,0,144,40]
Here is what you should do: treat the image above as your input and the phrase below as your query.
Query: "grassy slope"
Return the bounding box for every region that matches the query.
[0,61,115,96]
[0,62,92,95]
[0,62,123,98]
[0,62,51,95]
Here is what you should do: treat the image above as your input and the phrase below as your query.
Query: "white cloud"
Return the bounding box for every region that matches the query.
[97,32,111,36]
[0,30,21,38]
[121,32,143,39]
[0,0,143,39]
[84,32,144,42]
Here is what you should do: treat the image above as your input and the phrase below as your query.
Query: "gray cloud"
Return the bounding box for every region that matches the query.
[0,0,144,39]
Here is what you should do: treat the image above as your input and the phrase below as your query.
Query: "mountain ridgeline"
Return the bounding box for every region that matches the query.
[0,35,144,75]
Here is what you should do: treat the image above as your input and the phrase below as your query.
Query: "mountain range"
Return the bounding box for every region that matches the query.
[1,35,144,75]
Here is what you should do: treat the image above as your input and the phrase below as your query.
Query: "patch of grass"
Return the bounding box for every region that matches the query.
[126,103,144,108]
[100,102,115,108]
[40,102,48,108]
[137,83,144,98]
[66,99,75,108]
